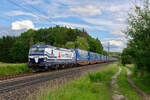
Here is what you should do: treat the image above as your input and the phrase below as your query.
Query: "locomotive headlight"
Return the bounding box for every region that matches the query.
[43,57,47,61]
[28,58,30,62]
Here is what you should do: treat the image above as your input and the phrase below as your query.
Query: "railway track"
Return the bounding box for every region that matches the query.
[0,63,109,94]
[0,65,85,81]
[0,72,35,81]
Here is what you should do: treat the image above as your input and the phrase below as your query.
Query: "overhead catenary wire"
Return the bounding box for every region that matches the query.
[28,4,47,16]
[0,1,28,23]
[6,0,56,25]
[26,3,56,25]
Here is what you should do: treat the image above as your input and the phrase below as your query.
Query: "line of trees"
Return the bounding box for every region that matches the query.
[121,0,150,72]
[0,25,106,63]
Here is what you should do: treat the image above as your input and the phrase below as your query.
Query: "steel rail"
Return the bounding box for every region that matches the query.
[0,63,109,94]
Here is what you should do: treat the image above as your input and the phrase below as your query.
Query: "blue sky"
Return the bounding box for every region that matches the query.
[0,0,138,52]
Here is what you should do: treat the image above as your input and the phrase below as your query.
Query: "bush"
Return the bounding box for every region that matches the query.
[0,63,32,76]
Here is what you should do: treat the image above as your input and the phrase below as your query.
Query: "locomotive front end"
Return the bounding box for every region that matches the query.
[28,45,47,71]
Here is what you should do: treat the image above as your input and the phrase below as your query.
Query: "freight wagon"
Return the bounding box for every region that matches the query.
[89,52,98,64]
[75,49,90,65]
[28,44,117,71]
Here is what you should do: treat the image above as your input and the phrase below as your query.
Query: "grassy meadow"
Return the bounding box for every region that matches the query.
[0,62,32,76]
[116,66,142,100]
[33,63,146,100]
[33,63,119,100]
[126,65,150,95]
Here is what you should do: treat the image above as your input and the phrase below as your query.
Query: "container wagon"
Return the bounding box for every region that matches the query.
[75,49,90,65]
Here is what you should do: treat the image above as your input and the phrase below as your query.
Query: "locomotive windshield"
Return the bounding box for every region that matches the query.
[29,47,45,54]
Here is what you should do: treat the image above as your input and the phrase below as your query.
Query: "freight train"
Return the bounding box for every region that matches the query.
[28,44,117,71]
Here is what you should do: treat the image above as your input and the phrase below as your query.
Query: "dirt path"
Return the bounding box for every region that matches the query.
[127,69,150,100]
[111,67,127,100]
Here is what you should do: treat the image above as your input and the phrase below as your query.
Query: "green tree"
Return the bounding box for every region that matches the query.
[75,36,89,51]
[10,41,28,62]
[121,47,133,66]
[65,41,75,48]
[103,51,108,56]
[0,26,104,63]
[88,36,103,54]
[124,0,150,71]
[0,36,17,62]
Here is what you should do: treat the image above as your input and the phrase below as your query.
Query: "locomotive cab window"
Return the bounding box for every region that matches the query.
[29,47,45,54]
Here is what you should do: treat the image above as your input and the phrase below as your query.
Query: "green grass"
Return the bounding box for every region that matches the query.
[0,62,32,76]
[117,66,142,100]
[35,63,118,100]
[127,65,150,95]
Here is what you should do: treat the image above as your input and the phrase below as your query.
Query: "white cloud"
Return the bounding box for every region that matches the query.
[95,2,132,24]
[5,10,50,25]
[102,40,123,47]
[102,37,127,52]
[111,29,125,36]
[52,21,105,31]
[116,18,126,23]
[109,40,124,47]
[82,17,126,36]
[2,0,134,52]
[11,20,35,30]
[83,18,125,28]
[5,11,37,18]
[70,5,101,16]
[44,0,131,40]
[24,0,41,5]
[105,4,131,12]
[0,26,26,37]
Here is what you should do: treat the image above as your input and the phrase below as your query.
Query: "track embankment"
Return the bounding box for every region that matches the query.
[0,63,110,100]
[0,72,36,81]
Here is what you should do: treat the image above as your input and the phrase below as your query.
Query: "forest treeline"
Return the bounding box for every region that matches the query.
[0,25,107,63]
[121,0,150,72]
